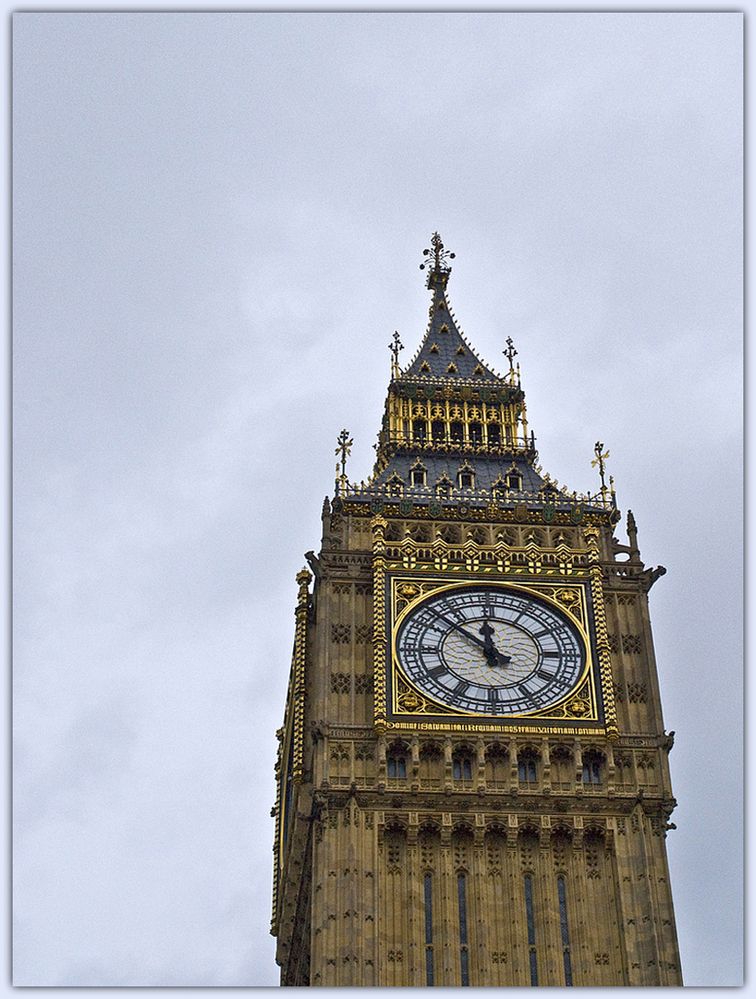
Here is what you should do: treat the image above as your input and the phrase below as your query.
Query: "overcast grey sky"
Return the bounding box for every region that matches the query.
[12,11,742,988]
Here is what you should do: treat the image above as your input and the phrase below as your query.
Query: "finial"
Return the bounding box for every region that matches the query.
[591,441,611,501]
[504,336,518,381]
[389,330,404,378]
[420,232,455,288]
[334,428,353,495]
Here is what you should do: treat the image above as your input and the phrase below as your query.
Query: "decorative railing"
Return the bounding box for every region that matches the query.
[334,478,615,511]
[376,429,535,458]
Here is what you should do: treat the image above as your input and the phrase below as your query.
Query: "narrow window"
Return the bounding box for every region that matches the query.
[582,755,601,785]
[411,467,427,487]
[458,471,474,490]
[506,472,522,491]
[424,873,434,986]
[487,423,501,445]
[450,421,464,443]
[387,754,407,779]
[557,875,573,986]
[458,873,470,986]
[431,420,445,443]
[453,755,473,780]
[518,754,537,783]
[524,874,538,986]
[469,422,482,444]
[413,419,427,442]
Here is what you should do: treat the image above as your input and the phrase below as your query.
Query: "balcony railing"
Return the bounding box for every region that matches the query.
[334,478,615,512]
[377,429,536,458]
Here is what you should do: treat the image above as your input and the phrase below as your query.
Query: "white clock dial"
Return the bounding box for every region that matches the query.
[394,585,585,715]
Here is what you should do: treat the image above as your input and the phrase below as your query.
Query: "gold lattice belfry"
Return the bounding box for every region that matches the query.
[272,235,681,987]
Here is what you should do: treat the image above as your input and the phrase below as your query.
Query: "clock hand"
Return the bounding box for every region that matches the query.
[427,606,512,669]
[426,606,493,654]
[479,614,512,668]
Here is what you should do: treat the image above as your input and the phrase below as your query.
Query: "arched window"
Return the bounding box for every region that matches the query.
[484,744,508,787]
[457,465,475,490]
[518,749,538,783]
[468,421,483,445]
[550,746,573,789]
[582,750,603,785]
[410,462,427,487]
[431,420,445,443]
[387,743,408,779]
[487,422,501,446]
[453,748,474,781]
[450,421,464,443]
[413,419,427,442]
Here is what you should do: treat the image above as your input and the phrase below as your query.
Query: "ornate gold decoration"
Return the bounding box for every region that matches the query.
[591,441,611,503]
[585,525,619,739]
[371,517,388,729]
[420,231,455,276]
[397,689,425,713]
[386,576,601,729]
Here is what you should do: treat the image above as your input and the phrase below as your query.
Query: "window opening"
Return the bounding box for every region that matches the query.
[524,874,538,986]
[518,753,537,783]
[458,873,470,986]
[387,752,407,779]
[424,873,434,986]
[453,755,473,780]
[557,875,573,986]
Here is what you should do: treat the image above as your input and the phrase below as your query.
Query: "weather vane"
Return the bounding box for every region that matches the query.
[591,441,611,499]
[420,232,455,274]
[389,330,404,377]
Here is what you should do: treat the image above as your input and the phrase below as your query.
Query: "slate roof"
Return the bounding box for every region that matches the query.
[400,278,502,383]
[371,454,547,494]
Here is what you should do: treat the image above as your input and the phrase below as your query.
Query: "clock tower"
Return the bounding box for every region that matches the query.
[271,234,681,986]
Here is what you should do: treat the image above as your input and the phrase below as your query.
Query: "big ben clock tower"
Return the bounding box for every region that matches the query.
[271,234,681,986]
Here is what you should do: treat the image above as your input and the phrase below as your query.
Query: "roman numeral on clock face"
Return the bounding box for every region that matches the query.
[537,666,558,681]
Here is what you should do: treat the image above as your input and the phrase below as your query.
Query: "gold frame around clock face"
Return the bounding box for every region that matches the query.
[386,577,602,728]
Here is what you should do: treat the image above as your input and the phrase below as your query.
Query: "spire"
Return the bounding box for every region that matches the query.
[401,232,500,383]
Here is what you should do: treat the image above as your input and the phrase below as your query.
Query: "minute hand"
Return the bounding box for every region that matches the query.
[427,607,509,665]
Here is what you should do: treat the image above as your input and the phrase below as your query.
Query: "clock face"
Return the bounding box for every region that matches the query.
[394,585,585,715]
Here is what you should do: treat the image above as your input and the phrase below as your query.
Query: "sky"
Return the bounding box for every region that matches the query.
[12,10,742,989]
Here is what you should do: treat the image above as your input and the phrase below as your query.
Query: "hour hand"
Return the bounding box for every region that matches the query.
[479,618,512,668]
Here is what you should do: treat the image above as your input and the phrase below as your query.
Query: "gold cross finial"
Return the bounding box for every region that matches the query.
[389,330,404,377]
[591,441,611,498]
[504,336,518,379]
[335,429,353,491]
